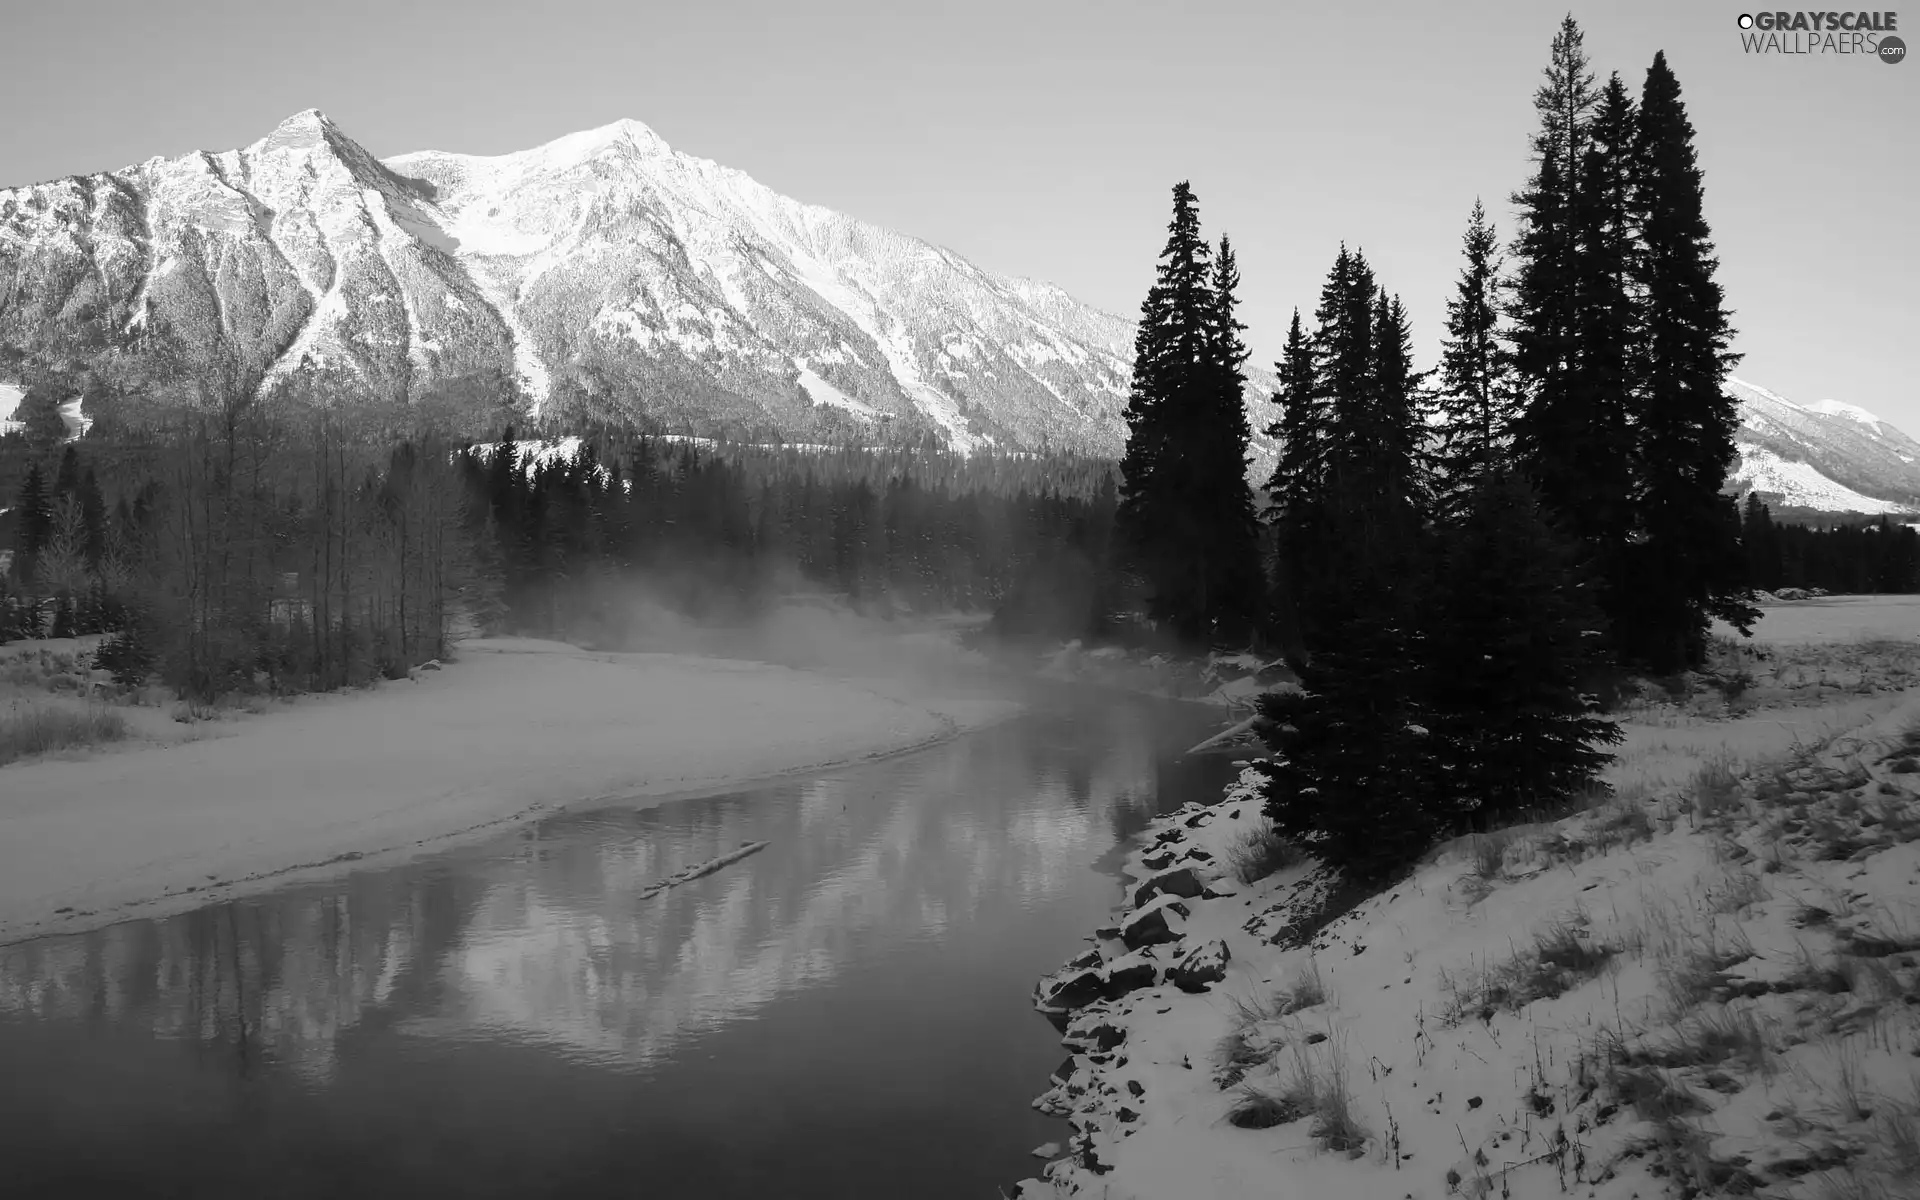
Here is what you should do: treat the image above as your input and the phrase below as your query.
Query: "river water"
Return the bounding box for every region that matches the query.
[0,685,1239,1199]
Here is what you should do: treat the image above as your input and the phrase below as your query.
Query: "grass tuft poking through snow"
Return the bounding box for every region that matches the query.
[1224,817,1306,885]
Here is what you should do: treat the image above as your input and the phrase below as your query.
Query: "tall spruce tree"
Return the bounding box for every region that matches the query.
[1567,71,1641,611]
[1508,18,1607,535]
[1115,185,1262,647]
[1257,249,1438,879]
[1188,234,1265,644]
[1116,184,1212,633]
[11,462,53,587]
[1622,51,1755,671]
[1508,15,1597,449]
[1433,200,1517,517]
[1264,308,1321,655]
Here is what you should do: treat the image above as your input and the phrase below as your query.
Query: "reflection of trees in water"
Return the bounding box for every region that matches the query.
[0,697,1224,1080]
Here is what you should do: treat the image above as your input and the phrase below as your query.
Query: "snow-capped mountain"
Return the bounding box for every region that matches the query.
[0,110,1278,459]
[1727,378,1920,514]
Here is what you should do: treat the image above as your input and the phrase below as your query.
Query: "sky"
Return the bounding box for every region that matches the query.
[1,0,1914,430]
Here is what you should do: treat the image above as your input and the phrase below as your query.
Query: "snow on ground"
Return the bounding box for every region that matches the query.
[1718,593,1920,644]
[1015,597,1920,1200]
[0,634,1019,946]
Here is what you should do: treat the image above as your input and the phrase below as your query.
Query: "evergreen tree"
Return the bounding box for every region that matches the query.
[1366,289,1429,520]
[53,445,81,501]
[1264,308,1322,656]
[1433,200,1517,515]
[78,467,107,571]
[11,462,53,587]
[1256,249,1438,879]
[1565,70,1642,614]
[1117,184,1265,647]
[1621,50,1756,671]
[1425,469,1621,826]
[1264,309,1322,521]
[1508,16,1600,533]
[1187,234,1265,644]
[1741,494,1778,592]
[1290,245,1379,645]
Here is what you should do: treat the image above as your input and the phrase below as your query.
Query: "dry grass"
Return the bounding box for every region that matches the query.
[1690,753,1745,822]
[1439,913,1617,1024]
[1279,958,1327,1014]
[1225,817,1307,885]
[1225,1043,1367,1155]
[1621,1002,1777,1074]
[0,701,130,766]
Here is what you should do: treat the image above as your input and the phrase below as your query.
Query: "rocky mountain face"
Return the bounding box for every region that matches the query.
[0,110,1281,460]
[1727,378,1920,515]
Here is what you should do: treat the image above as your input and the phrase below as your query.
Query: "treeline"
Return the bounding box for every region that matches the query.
[1,387,1122,695]
[1742,496,1920,594]
[1100,18,1755,877]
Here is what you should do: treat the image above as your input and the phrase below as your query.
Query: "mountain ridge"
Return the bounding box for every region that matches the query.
[2,109,1220,458]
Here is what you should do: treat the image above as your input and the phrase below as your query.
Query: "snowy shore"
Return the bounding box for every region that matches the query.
[0,636,1019,946]
[1014,598,1920,1200]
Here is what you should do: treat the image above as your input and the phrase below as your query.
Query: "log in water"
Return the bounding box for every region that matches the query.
[637,840,771,899]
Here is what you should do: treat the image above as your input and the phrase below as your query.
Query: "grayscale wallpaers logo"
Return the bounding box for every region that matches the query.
[1736,11,1904,59]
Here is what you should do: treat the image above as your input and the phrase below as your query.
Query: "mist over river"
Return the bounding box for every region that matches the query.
[0,684,1239,1199]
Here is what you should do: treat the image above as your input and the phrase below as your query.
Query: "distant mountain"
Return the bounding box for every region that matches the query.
[1727,378,1920,515]
[6,113,1905,518]
[0,110,1277,467]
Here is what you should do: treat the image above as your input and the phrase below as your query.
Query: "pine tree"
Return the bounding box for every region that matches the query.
[52,445,80,501]
[1264,308,1322,656]
[1433,200,1518,516]
[1741,494,1779,592]
[1621,50,1756,671]
[1425,469,1621,826]
[1509,16,1600,531]
[1366,289,1428,521]
[1116,183,1253,646]
[1256,249,1439,879]
[1565,71,1642,615]
[1265,309,1322,521]
[1185,233,1265,645]
[11,462,53,587]
[78,467,107,571]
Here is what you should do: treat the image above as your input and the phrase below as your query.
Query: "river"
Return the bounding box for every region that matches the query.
[0,685,1240,1199]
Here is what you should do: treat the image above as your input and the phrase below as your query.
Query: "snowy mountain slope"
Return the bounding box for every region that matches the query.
[1727,377,1920,513]
[2,110,1276,462]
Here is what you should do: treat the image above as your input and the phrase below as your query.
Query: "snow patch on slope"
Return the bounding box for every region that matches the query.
[794,360,878,418]
[1734,445,1914,514]
[1806,397,1885,430]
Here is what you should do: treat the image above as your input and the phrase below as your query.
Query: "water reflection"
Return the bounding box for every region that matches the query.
[0,691,1234,1198]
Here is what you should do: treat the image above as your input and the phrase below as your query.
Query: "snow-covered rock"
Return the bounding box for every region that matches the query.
[1165,938,1231,992]
[1131,866,1204,908]
[1118,895,1189,949]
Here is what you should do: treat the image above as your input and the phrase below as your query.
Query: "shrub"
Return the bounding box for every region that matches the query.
[0,702,129,766]
[1225,817,1307,884]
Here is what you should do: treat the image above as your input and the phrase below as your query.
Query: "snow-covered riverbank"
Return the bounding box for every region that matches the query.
[1014,600,1920,1200]
[0,636,1018,946]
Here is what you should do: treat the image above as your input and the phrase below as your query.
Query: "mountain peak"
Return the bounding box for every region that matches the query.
[546,117,669,162]
[256,108,337,154]
[1806,397,1885,428]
